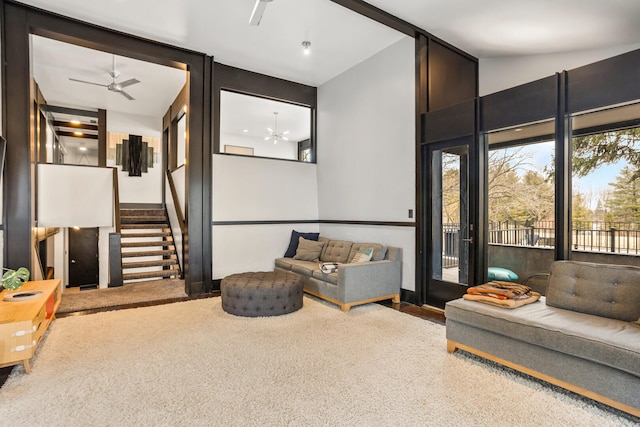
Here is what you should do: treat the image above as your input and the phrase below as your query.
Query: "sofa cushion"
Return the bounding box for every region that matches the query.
[288,260,319,277]
[351,247,373,263]
[312,269,338,285]
[348,243,387,262]
[275,258,293,270]
[320,240,353,263]
[446,297,640,377]
[283,230,320,258]
[293,237,325,262]
[546,261,640,322]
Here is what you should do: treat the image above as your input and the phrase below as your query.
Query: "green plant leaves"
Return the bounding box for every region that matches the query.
[2,267,30,290]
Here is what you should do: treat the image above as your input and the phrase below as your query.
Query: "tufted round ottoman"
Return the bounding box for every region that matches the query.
[221,271,304,317]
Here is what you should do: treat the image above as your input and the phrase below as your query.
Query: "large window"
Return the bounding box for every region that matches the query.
[487,121,556,249]
[571,102,640,255]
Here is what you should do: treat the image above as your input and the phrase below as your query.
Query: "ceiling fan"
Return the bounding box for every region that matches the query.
[265,112,289,144]
[249,0,273,26]
[69,55,140,100]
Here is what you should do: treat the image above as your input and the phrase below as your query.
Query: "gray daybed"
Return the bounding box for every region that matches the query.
[275,237,402,312]
[445,260,640,417]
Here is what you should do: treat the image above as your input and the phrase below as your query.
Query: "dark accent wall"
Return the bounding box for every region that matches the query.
[428,40,478,111]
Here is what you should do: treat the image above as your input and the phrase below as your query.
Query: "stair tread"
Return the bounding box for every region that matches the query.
[121,249,176,258]
[121,216,167,223]
[122,259,178,269]
[122,241,174,248]
[121,231,172,238]
[123,270,179,280]
[121,224,169,229]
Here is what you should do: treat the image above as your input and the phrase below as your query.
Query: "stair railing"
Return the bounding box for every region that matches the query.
[166,168,186,275]
[109,167,123,287]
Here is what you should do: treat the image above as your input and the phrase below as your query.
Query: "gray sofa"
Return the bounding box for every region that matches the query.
[275,237,402,311]
[445,260,640,417]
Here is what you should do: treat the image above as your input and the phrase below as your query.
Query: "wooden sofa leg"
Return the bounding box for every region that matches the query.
[341,304,351,312]
[392,294,400,304]
[447,340,458,354]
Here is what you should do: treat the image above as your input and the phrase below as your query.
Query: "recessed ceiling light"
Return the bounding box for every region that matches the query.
[79,147,87,151]
[302,41,311,56]
[74,131,83,136]
[242,129,249,133]
[70,120,80,125]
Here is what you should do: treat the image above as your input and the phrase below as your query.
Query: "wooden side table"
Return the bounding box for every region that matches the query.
[0,279,61,373]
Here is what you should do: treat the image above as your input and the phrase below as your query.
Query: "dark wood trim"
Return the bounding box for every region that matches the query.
[112,167,121,233]
[98,109,107,167]
[55,130,99,139]
[201,56,214,293]
[212,220,417,227]
[320,219,416,227]
[3,2,33,271]
[555,72,571,261]
[567,48,640,114]
[214,62,317,106]
[328,0,477,62]
[400,288,420,306]
[480,76,557,132]
[166,170,186,233]
[52,120,98,131]
[415,35,428,305]
[42,104,98,117]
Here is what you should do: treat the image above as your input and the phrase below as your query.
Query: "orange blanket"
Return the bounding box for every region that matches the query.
[463,292,541,308]
[466,281,532,300]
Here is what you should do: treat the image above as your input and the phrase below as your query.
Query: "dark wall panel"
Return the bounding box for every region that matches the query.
[568,49,640,114]
[481,75,557,131]
[428,40,477,111]
[423,99,475,144]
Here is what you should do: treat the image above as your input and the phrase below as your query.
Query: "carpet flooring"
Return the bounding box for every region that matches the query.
[0,297,636,426]
[57,279,187,314]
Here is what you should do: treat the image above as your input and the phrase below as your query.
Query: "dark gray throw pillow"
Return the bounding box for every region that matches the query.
[284,230,319,258]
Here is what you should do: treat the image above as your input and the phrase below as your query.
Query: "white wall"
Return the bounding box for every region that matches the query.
[316,36,416,290]
[480,43,640,96]
[212,154,319,279]
[107,110,163,204]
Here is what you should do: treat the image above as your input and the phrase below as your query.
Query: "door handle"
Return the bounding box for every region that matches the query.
[462,237,473,244]
[71,259,76,264]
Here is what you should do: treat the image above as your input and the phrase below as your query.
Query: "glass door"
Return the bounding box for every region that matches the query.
[425,140,473,307]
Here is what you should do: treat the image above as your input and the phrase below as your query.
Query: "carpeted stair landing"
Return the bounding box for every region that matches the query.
[57,279,187,314]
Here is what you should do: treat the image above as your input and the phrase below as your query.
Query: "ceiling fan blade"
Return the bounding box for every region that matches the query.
[249,0,273,26]
[283,131,290,135]
[282,136,289,141]
[69,78,108,87]
[117,89,135,101]
[118,78,140,88]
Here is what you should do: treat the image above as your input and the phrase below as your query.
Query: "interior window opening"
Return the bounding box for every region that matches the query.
[219,90,313,162]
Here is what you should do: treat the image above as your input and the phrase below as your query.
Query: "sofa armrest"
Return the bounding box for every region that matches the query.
[337,260,402,303]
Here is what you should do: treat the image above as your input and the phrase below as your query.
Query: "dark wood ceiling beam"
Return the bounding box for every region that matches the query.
[41,104,99,117]
[56,130,99,139]
[53,120,98,130]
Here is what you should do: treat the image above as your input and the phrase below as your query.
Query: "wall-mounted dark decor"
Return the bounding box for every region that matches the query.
[115,135,155,176]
